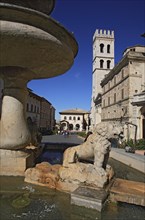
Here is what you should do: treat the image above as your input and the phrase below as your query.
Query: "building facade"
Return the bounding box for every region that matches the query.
[26,89,41,127]
[0,81,55,133]
[101,45,145,140]
[90,29,115,129]
[26,90,55,133]
[39,97,55,132]
[59,108,90,132]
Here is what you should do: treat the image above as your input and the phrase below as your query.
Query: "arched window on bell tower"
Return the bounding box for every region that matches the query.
[100,59,104,68]
[107,60,111,69]
[100,44,104,53]
[107,44,110,53]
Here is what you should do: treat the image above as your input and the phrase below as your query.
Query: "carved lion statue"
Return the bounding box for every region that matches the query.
[63,122,123,171]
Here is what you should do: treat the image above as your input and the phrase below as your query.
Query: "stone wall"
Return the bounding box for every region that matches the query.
[101,46,145,140]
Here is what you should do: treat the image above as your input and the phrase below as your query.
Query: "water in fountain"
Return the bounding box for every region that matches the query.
[0,158,145,220]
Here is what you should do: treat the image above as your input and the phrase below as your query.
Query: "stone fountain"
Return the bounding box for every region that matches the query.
[25,123,123,186]
[24,122,124,211]
[0,0,78,175]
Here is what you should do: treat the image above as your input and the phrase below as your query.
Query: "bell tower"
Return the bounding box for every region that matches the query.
[90,29,115,129]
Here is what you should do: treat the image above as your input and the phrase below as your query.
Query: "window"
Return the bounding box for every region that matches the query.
[78,117,80,120]
[27,103,29,111]
[73,116,76,120]
[107,44,110,53]
[69,116,72,120]
[103,99,105,107]
[114,93,116,103]
[114,76,116,85]
[100,44,104,53]
[122,69,124,79]
[108,81,111,89]
[64,116,67,120]
[100,59,104,68]
[37,107,39,113]
[31,104,33,112]
[121,89,124,99]
[76,124,80,130]
[107,60,111,69]
[69,124,73,130]
[108,97,110,105]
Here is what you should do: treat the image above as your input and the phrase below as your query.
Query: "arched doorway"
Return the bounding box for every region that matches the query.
[60,120,69,131]
[27,117,33,126]
[76,124,80,131]
[69,124,73,130]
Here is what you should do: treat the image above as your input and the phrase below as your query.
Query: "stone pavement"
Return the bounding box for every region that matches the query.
[41,134,84,145]
[110,148,145,174]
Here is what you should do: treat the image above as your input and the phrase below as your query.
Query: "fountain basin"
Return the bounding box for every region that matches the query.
[0,4,78,79]
[1,160,145,220]
[0,0,56,15]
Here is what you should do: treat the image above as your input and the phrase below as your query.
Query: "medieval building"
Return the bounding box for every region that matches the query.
[90,29,115,129]
[90,29,145,140]
[101,45,145,140]
[26,89,55,133]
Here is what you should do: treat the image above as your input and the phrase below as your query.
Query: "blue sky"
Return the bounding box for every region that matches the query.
[28,0,145,120]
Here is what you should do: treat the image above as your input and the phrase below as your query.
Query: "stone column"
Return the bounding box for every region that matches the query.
[0,67,31,150]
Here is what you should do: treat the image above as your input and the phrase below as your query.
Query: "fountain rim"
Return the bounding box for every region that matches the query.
[0,0,56,15]
[0,3,78,58]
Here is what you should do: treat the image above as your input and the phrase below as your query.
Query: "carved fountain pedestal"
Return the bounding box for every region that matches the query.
[0,0,78,175]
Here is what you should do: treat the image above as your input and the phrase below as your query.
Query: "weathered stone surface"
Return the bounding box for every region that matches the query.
[71,186,109,212]
[59,163,114,190]
[25,162,61,189]
[0,149,34,176]
[25,122,121,192]
[0,9,78,78]
[24,163,113,192]
[56,180,78,193]
[0,2,78,150]
[0,83,31,149]
[59,122,122,190]
[0,0,55,15]
[110,178,145,206]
